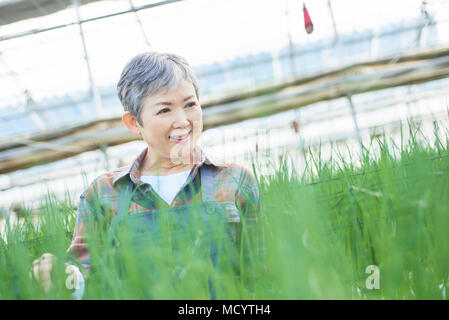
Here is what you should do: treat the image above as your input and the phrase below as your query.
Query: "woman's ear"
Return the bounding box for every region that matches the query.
[122,112,142,136]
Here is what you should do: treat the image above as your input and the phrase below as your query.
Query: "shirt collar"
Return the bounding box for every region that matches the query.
[112,144,228,186]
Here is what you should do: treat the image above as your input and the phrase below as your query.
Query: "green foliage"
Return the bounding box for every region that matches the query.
[1,125,449,299]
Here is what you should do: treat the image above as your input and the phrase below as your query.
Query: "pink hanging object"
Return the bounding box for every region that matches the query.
[303,2,314,34]
[291,120,299,133]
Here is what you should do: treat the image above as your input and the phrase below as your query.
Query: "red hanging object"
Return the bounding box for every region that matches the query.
[303,2,314,34]
[291,120,299,133]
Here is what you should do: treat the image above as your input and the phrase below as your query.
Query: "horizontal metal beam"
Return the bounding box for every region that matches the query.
[0,0,182,41]
[1,45,449,174]
[3,102,448,191]
[2,21,448,124]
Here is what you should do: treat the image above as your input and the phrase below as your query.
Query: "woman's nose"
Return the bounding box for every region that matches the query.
[172,110,189,127]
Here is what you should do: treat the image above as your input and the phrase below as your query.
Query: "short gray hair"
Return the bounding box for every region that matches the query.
[117,52,199,125]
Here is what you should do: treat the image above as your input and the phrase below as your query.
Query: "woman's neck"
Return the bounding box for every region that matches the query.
[140,150,194,176]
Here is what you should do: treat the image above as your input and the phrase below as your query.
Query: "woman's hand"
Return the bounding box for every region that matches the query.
[30,253,84,297]
[30,253,56,294]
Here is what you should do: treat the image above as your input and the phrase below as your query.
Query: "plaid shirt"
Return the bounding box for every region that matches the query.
[66,145,260,272]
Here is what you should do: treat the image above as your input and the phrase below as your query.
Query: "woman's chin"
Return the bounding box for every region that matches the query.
[167,140,197,165]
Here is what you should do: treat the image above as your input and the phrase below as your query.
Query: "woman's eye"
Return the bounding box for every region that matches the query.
[158,103,195,114]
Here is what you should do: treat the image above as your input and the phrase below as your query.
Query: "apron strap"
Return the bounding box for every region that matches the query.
[117,163,217,218]
[200,164,216,202]
[117,179,133,219]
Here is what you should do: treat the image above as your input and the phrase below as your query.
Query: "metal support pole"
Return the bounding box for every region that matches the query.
[73,0,103,118]
[327,0,339,46]
[416,0,434,49]
[346,93,364,156]
[284,0,296,77]
[129,0,152,49]
[416,0,427,47]
[24,90,47,130]
[244,134,249,163]
[100,144,110,171]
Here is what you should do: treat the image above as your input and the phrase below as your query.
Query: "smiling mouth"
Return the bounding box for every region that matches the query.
[169,131,191,143]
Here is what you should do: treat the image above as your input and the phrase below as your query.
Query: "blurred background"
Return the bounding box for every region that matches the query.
[1,0,449,216]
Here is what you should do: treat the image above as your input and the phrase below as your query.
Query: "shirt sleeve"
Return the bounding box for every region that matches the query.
[66,190,93,273]
[66,175,117,275]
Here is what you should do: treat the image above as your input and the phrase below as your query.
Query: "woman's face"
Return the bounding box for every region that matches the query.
[138,79,203,164]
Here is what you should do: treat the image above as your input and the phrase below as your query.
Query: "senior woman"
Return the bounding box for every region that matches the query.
[31,52,260,298]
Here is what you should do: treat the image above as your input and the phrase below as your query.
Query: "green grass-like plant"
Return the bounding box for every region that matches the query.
[1,123,448,299]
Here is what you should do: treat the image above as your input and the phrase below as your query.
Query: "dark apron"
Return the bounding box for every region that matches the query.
[109,165,240,299]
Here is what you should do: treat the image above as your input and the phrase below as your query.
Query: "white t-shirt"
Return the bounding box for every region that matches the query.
[140,169,192,206]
